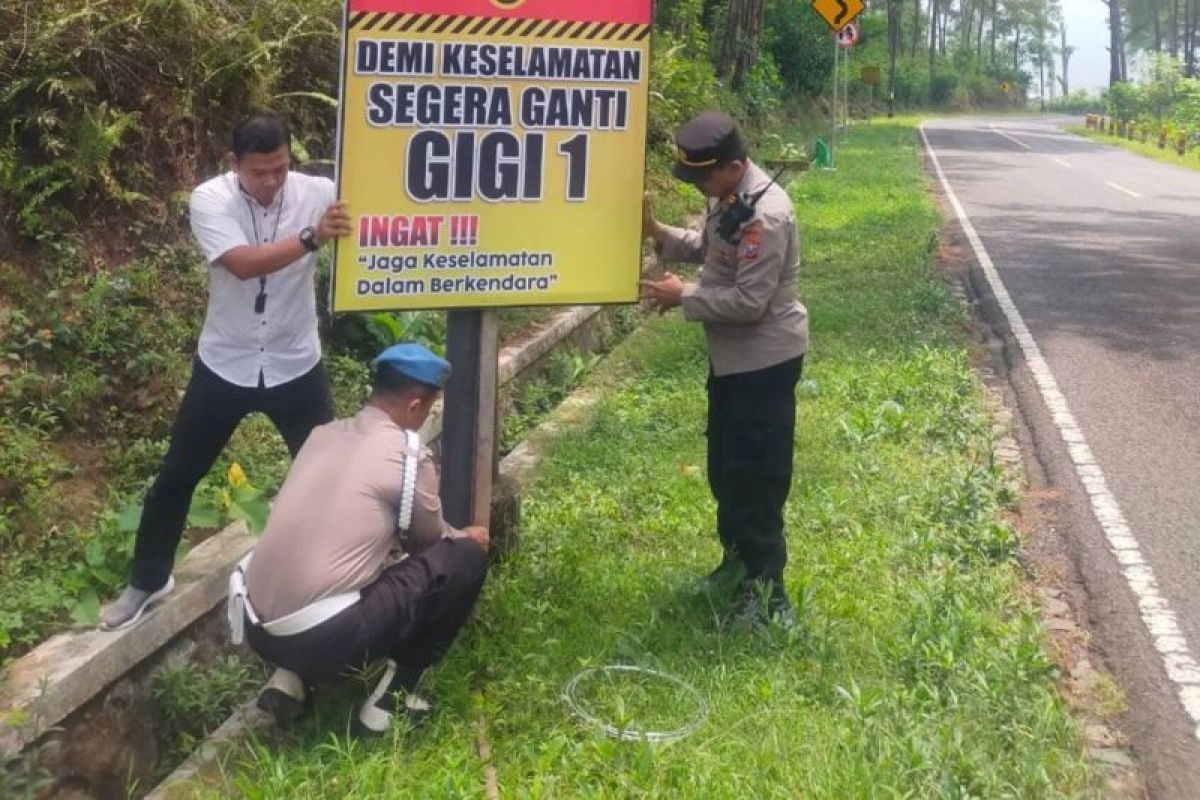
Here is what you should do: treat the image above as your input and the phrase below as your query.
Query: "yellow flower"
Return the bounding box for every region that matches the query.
[228,462,248,489]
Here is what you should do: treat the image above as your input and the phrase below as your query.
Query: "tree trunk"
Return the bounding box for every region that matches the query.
[1108,0,1125,85]
[1060,24,1071,96]
[963,0,973,51]
[977,4,985,59]
[929,0,938,75]
[1171,0,1180,57]
[991,0,998,63]
[1153,0,1163,52]
[1014,28,1021,72]
[719,0,765,90]
[1185,0,1196,77]
[912,0,921,58]
[1039,53,1046,109]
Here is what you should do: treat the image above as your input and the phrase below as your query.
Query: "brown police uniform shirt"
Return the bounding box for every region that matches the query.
[246,405,461,622]
[657,160,809,376]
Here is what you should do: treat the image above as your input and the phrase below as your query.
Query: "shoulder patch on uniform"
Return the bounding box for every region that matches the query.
[739,220,764,261]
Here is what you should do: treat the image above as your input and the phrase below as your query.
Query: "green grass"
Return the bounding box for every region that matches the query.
[190,122,1093,798]
[1067,125,1200,172]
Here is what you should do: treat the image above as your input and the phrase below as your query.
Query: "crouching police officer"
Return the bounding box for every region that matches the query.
[228,343,489,734]
[642,111,809,629]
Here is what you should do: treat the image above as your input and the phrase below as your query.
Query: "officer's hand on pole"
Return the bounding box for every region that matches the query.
[316,201,353,245]
[463,525,490,552]
[639,272,683,314]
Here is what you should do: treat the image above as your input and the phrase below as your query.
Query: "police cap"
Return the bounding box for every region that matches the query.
[372,343,451,390]
[671,111,748,184]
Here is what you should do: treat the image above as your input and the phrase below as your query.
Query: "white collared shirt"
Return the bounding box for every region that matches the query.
[188,171,335,388]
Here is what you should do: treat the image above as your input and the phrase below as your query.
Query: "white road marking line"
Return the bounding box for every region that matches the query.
[921,122,1200,741]
[1106,181,1143,198]
[1050,156,1072,168]
[989,124,1033,150]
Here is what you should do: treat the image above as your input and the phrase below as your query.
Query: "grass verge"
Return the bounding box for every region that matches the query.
[195,121,1094,798]
[1066,126,1200,172]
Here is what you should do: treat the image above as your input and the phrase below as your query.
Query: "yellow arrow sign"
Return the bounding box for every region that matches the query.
[811,0,864,32]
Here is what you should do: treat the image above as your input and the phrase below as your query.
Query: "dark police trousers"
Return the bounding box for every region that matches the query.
[246,538,488,689]
[130,356,334,591]
[706,355,804,581]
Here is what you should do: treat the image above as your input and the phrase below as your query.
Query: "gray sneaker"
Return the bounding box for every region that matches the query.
[99,577,175,631]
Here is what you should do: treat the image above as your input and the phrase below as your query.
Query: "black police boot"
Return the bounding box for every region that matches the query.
[730,576,796,631]
[702,551,746,593]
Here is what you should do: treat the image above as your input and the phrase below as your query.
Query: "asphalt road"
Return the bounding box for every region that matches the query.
[923,116,1200,798]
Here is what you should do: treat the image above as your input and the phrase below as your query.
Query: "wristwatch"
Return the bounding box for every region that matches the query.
[299,226,319,252]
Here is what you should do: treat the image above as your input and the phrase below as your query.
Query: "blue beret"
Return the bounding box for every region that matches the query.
[372,343,451,389]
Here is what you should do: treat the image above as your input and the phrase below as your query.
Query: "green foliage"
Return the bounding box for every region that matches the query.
[500,351,603,456]
[647,33,723,146]
[764,0,835,96]
[149,654,264,782]
[1100,57,1200,136]
[1047,90,1104,114]
[1105,81,1143,121]
[0,0,341,240]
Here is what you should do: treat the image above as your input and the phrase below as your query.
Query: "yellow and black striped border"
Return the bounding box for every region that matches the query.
[348,12,650,40]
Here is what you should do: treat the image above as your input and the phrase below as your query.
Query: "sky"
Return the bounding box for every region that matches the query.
[1060,0,1111,94]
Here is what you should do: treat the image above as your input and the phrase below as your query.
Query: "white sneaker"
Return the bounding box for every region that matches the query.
[257,668,308,726]
[356,660,432,735]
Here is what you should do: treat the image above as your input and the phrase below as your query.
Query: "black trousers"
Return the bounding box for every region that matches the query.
[130,357,334,590]
[706,355,804,581]
[246,537,489,688]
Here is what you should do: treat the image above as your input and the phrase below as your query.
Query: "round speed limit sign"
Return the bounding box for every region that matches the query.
[836,20,860,47]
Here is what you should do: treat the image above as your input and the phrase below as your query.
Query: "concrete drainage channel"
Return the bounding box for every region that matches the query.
[0,303,631,799]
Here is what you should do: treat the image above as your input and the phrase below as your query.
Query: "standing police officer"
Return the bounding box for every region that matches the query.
[641,111,809,628]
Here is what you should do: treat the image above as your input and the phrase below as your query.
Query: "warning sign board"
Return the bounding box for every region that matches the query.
[332,0,652,312]
[810,0,864,32]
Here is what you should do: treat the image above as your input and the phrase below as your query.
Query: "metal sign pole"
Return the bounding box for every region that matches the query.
[830,32,838,166]
[440,309,499,529]
[844,46,851,133]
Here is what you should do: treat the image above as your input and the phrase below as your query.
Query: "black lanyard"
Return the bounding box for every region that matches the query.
[242,182,286,314]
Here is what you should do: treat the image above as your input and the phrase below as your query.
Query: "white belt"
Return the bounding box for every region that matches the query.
[227,429,421,645]
[228,553,360,644]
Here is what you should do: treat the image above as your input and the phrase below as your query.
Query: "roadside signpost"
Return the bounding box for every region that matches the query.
[810,0,863,169]
[837,22,859,133]
[333,0,652,526]
[861,65,881,122]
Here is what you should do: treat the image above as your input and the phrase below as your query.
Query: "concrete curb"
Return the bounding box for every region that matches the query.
[0,523,255,759]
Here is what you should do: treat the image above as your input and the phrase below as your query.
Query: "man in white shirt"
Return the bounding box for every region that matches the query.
[100,110,352,630]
